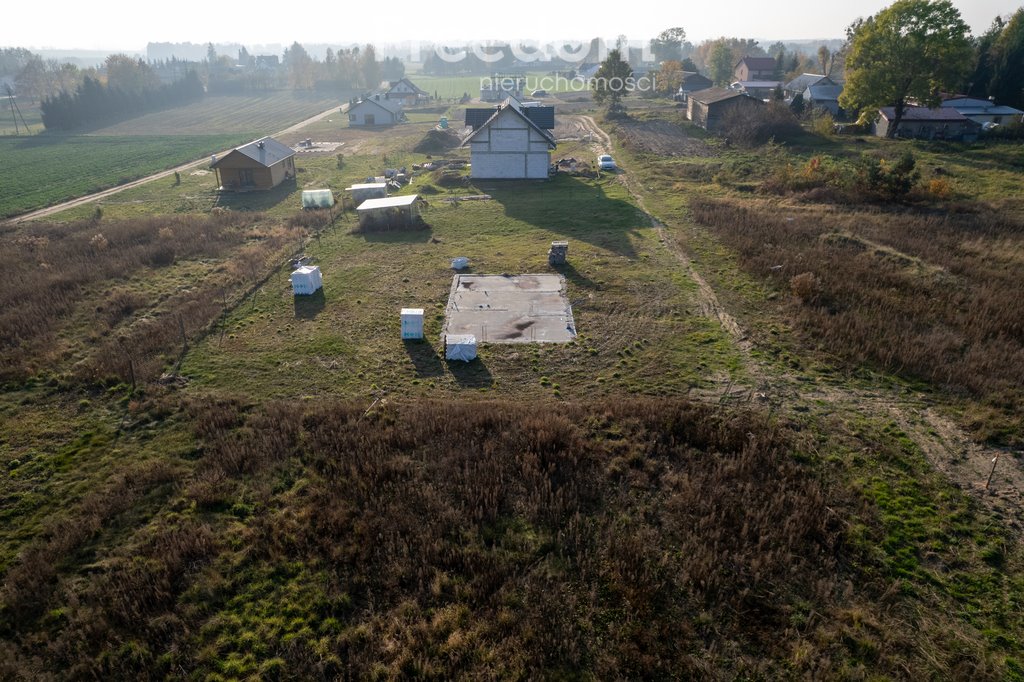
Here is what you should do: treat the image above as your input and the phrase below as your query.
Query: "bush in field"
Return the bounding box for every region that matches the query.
[853,151,920,200]
[721,102,803,146]
[790,271,821,303]
[811,110,835,137]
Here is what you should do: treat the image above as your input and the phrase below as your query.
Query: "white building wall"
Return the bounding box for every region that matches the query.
[468,107,552,179]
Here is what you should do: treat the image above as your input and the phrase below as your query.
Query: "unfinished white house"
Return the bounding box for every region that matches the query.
[461,99,556,180]
[348,96,404,126]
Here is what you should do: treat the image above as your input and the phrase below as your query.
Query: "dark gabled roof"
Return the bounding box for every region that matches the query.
[689,87,757,106]
[785,73,830,92]
[387,78,428,96]
[461,100,556,148]
[213,136,294,168]
[736,56,777,71]
[681,71,712,83]
[352,97,403,115]
[523,106,555,129]
[465,106,499,130]
[807,84,843,101]
[879,106,967,122]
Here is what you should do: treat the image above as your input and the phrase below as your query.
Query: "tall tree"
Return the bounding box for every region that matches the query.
[592,48,633,115]
[988,8,1024,109]
[105,54,159,93]
[283,41,314,89]
[839,0,972,137]
[658,60,684,95]
[650,27,687,62]
[359,44,381,90]
[817,45,832,75]
[966,17,1004,97]
[708,41,735,85]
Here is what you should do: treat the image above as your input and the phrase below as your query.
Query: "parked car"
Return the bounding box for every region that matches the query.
[597,154,617,171]
[531,89,548,97]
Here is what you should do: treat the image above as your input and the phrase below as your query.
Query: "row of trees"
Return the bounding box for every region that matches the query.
[40,71,204,130]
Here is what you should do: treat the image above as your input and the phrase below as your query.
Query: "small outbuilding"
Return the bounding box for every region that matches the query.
[301,189,335,209]
[211,137,296,191]
[345,182,388,205]
[873,106,975,140]
[687,87,763,131]
[356,194,425,230]
[401,308,425,340]
[290,265,323,295]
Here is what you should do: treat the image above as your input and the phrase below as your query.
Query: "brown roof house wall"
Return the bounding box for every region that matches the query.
[211,136,296,191]
[687,87,763,131]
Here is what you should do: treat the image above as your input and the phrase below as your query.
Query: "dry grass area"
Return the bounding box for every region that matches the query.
[2,396,1008,679]
[0,213,304,386]
[690,196,1024,445]
[612,116,717,158]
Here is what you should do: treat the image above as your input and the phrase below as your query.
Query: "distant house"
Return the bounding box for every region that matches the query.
[462,98,556,179]
[805,83,844,116]
[734,56,777,82]
[211,136,295,191]
[873,106,975,140]
[940,96,1024,126]
[732,80,781,100]
[255,55,279,69]
[481,74,525,102]
[348,96,405,126]
[687,87,763,131]
[784,73,834,98]
[384,78,429,105]
[676,71,713,102]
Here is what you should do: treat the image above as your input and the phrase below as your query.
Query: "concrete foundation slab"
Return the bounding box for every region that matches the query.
[443,274,576,344]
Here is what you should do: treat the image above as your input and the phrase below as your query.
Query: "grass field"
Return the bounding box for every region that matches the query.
[0,134,252,219]
[3,96,1024,678]
[0,91,347,218]
[89,91,343,136]
[0,97,42,136]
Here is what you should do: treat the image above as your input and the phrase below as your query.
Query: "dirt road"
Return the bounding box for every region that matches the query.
[4,103,348,225]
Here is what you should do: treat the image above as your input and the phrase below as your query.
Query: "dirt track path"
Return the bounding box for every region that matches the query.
[580,113,1023,528]
[4,104,347,225]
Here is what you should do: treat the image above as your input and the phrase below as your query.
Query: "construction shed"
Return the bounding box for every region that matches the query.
[356,194,424,230]
[346,182,388,205]
[211,137,296,191]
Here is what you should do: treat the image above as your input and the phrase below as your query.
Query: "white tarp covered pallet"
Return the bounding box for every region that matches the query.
[445,334,477,362]
[290,265,323,295]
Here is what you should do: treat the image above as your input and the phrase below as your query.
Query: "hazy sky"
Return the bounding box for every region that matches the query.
[1,0,1016,51]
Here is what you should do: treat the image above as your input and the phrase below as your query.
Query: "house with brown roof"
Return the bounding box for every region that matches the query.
[734,56,777,82]
[211,136,295,191]
[873,106,976,140]
[687,87,763,131]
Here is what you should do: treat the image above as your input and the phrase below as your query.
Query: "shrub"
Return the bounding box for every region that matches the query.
[927,178,953,200]
[790,271,821,303]
[811,110,835,137]
[852,151,919,200]
[721,102,803,146]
